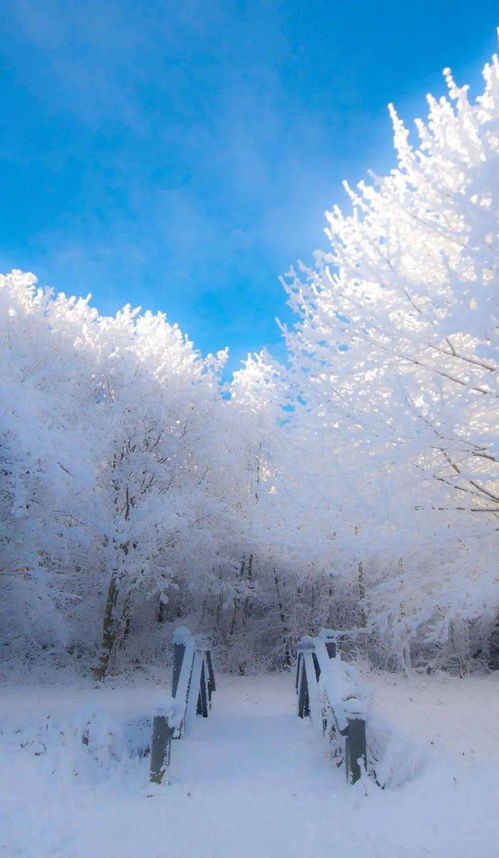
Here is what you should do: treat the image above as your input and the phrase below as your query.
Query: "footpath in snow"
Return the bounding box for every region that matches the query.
[1,671,499,858]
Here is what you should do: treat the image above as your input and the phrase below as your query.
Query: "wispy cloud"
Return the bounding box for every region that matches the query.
[2,0,495,368]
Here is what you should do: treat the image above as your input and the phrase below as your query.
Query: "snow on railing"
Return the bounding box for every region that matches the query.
[296,629,371,785]
[149,627,216,784]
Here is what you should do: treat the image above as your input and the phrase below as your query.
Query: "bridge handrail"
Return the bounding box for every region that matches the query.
[296,629,370,784]
[149,627,215,784]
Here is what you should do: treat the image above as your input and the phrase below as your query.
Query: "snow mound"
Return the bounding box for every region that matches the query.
[367,713,428,789]
[7,705,153,785]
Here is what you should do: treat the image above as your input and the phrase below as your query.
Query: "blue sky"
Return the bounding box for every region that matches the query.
[0,1,496,373]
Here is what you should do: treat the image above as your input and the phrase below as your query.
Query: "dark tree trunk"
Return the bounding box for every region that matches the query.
[93,570,120,680]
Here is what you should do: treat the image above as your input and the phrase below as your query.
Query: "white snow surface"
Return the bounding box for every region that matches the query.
[1,670,499,858]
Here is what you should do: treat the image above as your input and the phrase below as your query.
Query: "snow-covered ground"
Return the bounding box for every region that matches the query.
[1,669,498,858]
[364,668,499,764]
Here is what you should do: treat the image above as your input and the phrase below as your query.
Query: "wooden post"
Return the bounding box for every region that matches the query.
[149,715,173,784]
[311,652,321,680]
[172,640,186,697]
[197,659,209,717]
[297,638,316,719]
[295,653,302,692]
[297,658,310,718]
[206,650,216,696]
[206,662,213,703]
[319,628,337,659]
[325,639,336,659]
[345,718,367,784]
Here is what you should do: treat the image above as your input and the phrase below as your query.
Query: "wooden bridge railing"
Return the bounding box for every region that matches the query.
[296,629,369,784]
[149,627,216,784]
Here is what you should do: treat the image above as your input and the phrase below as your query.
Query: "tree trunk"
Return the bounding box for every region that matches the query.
[93,570,120,680]
[358,561,367,628]
[274,571,292,667]
[93,570,132,680]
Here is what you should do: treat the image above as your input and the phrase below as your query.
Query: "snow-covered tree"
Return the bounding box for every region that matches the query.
[283,54,499,669]
[0,272,231,673]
